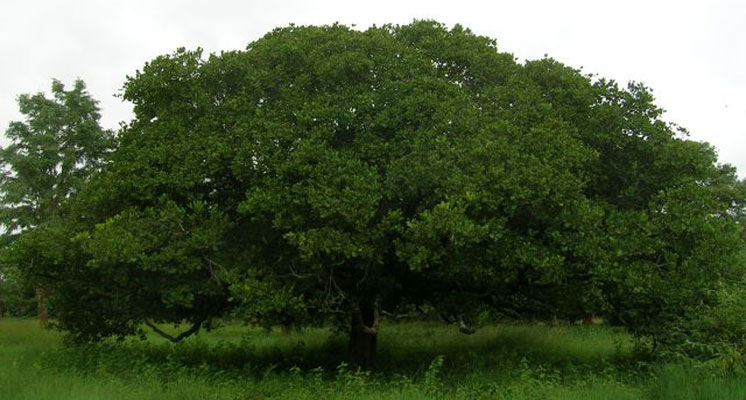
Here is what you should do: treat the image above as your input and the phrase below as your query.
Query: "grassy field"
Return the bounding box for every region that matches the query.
[1,318,745,399]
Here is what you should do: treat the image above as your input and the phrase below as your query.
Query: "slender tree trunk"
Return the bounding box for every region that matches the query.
[37,287,49,327]
[348,300,379,370]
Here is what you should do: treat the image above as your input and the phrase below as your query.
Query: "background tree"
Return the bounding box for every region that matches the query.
[29,22,745,367]
[0,79,113,325]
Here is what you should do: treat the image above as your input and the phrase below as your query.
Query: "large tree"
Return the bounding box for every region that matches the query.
[30,22,745,367]
[0,79,113,325]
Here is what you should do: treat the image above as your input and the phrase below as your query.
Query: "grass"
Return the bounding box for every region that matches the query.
[0,317,744,399]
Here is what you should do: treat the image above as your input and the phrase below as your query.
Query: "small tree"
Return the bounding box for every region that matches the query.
[0,79,113,325]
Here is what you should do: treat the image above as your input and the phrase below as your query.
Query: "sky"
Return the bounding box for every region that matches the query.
[1,0,744,175]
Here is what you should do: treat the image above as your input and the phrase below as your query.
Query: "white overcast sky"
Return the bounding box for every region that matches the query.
[1,0,744,175]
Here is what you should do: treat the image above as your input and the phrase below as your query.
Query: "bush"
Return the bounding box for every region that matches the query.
[653,280,746,367]
[0,278,36,317]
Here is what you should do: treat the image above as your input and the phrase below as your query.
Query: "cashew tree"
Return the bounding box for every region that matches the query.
[29,21,745,367]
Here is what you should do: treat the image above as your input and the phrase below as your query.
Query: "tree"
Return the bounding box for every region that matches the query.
[31,22,745,367]
[0,79,113,326]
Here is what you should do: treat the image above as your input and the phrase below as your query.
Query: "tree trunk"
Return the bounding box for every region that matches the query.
[37,287,49,327]
[280,324,290,335]
[348,300,379,370]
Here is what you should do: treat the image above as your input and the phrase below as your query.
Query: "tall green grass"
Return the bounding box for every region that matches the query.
[0,317,744,399]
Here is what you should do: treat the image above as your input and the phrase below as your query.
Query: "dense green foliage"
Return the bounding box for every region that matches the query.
[0,79,113,232]
[0,79,114,323]
[6,21,746,361]
[0,276,35,317]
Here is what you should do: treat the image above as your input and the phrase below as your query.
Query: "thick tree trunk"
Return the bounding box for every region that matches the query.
[348,300,379,370]
[37,287,49,327]
[279,314,292,334]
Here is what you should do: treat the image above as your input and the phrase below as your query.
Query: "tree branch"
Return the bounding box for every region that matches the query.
[143,319,203,343]
[381,310,422,320]
[202,256,226,284]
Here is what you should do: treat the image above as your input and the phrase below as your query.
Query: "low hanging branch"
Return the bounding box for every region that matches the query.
[143,318,204,343]
[381,310,423,320]
[439,312,476,334]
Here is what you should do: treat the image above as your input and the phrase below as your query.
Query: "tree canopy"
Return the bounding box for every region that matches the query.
[0,79,113,232]
[0,79,113,325]
[15,21,745,365]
